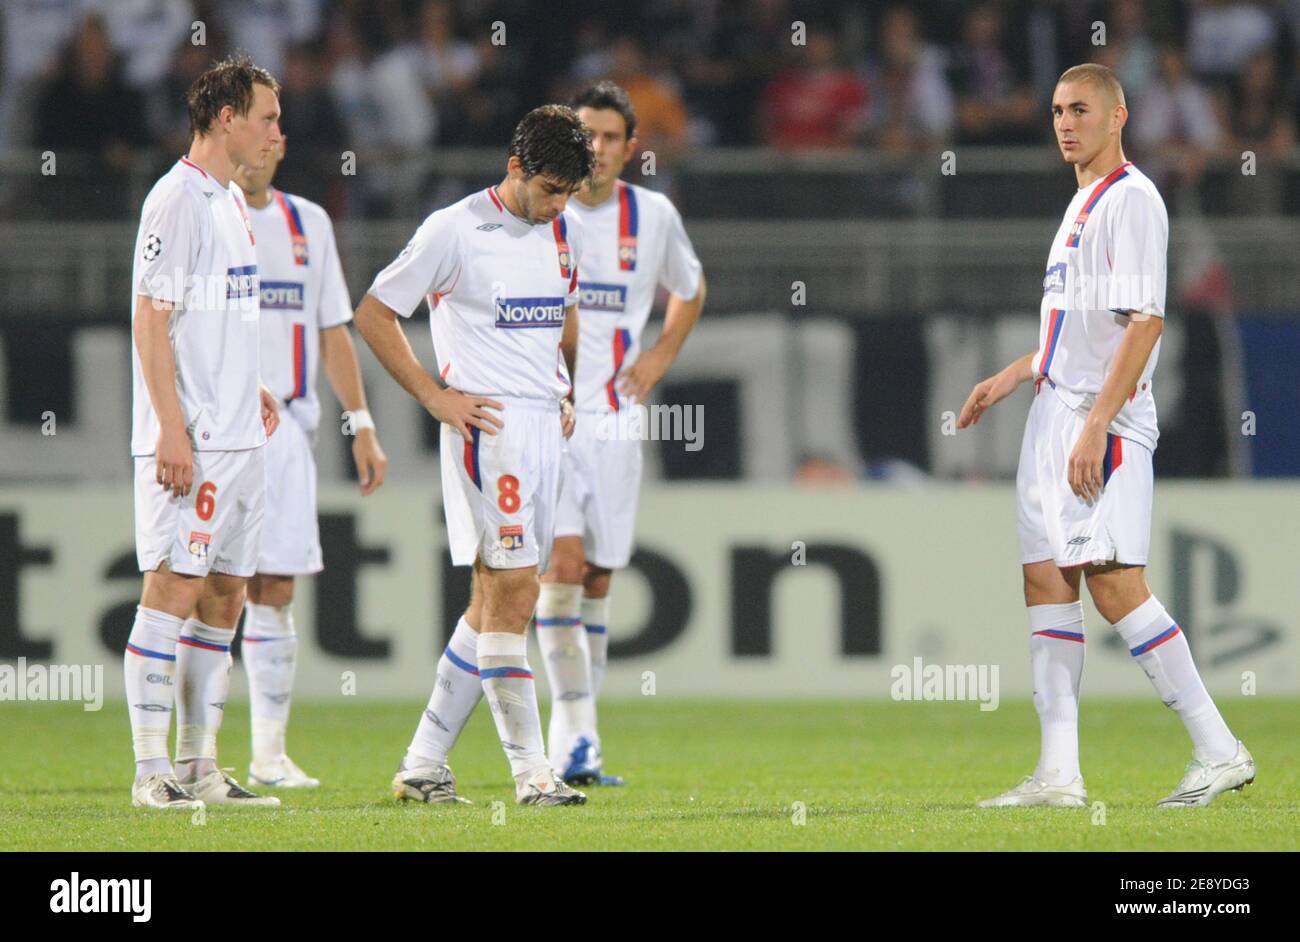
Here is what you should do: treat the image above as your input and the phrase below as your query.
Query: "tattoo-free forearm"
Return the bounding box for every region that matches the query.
[561,303,578,386]
[1086,316,1163,430]
[321,323,370,414]
[133,295,186,432]
[651,272,706,360]
[1006,351,1036,385]
[353,293,442,409]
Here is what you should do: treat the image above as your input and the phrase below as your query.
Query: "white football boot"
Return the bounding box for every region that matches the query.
[978,774,1088,808]
[184,768,281,807]
[249,754,320,789]
[391,763,471,805]
[132,773,205,811]
[1157,742,1256,808]
[516,767,587,806]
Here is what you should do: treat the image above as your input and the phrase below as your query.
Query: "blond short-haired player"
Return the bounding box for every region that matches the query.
[959,64,1254,809]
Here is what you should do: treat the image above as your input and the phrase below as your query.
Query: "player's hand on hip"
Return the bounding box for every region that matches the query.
[1068,422,1108,502]
[618,348,670,401]
[429,387,504,443]
[156,425,194,499]
[560,398,576,439]
[353,429,388,496]
[259,384,280,439]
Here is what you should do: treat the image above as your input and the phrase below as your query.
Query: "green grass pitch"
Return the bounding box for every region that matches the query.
[2,698,1296,851]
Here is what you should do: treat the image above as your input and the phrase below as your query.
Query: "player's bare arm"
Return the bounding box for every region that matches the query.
[258,383,280,440]
[133,294,193,498]
[957,351,1035,429]
[618,272,708,401]
[560,302,578,438]
[321,323,388,495]
[353,292,503,443]
[1067,314,1163,501]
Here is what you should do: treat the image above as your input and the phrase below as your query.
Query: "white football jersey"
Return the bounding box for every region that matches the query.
[248,188,353,433]
[564,181,702,412]
[368,186,582,401]
[131,157,264,455]
[1036,161,1168,451]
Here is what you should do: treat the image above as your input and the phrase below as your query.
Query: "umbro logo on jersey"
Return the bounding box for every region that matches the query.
[580,283,627,312]
[1066,536,1091,546]
[495,296,565,329]
[476,222,503,231]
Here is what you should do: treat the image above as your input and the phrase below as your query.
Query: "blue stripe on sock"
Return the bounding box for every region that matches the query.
[443,646,479,676]
[536,616,580,627]
[479,666,533,680]
[1130,624,1181,657]
[584,623,607,635]
[125,642,176,662]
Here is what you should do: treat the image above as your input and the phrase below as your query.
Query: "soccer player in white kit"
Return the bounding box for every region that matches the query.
[354,105,595,806]
[124,56,284,810]
[537,82,706,786]
[231,140,388,790]
[959,64,1255,809]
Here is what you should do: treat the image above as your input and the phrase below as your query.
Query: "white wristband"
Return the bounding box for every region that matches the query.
[348,409,375,432]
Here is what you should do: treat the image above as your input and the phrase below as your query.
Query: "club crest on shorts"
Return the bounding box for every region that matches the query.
[499,524,524,550]
[189,530,211,563]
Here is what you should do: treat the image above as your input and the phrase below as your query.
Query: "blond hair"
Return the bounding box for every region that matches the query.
[1057,63,1126,108]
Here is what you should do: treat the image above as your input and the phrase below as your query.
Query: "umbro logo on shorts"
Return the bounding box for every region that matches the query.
[1066,536,1091,546]
[477,223,503,231]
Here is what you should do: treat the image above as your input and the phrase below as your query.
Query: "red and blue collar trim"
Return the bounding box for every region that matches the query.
[1065,161,1131,248]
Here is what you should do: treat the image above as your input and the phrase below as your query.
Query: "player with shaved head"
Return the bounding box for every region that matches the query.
[958,63,1255,808]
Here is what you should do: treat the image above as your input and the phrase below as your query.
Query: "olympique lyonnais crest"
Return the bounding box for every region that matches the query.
[558,249,571,270]
[291,235,308,265]
[1069,212,1088,244]
[499,524,524,550]
[188,530,211,563]
[618,238,637,266]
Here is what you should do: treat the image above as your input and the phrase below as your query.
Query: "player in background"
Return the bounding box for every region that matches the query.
[231,139,388,789]
[125,55,283,809]
[959,64,1254,808]
[537,82,705,786]
[354,105,595,806]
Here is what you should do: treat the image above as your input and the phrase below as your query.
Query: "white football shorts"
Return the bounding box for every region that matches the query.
[134,445,266,578]
[554,410,643,570]
[1017,384,1154,568]
[256,411,323,576]
[440,396,564,571]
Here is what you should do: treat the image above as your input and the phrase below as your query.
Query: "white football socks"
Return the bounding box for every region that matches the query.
[1112,594,1238,762]
[581,594,610,695]
[124,605,182,781]
[174,617,234,782]
[405,616,483,769]
[1027,601,1086,786]
[242,601,298,762]
[535,583,596,770]
[477,630,549,784]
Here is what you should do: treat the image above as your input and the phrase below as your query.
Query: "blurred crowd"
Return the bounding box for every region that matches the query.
[2,0,1298,210]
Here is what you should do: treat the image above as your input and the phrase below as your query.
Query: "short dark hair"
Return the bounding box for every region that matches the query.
[572,80,638,141]
[507,104,595,186]
[186,53,280,138]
